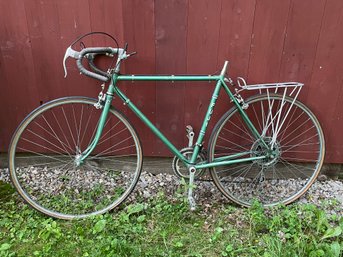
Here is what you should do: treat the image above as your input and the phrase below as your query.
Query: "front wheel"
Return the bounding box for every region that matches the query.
[9,97,143,219]
[208,94,325,207]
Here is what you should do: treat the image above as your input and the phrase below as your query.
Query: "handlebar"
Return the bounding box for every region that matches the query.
[76,47,118,82]
[86,53,110,78]
[63,45,132,82]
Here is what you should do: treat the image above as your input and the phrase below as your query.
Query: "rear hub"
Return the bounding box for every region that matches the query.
[250,137,281,167]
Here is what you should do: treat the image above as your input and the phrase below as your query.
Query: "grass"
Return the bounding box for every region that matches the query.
[0,181,342,257]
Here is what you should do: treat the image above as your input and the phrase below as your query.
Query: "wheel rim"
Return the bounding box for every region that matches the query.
[9,97,142,219]
[210,94,324,206]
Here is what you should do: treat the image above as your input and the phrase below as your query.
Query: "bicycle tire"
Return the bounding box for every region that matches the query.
[208,94,325,207]
[9,96,143,219]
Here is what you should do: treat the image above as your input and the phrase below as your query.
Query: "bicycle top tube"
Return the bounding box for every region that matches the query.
[116,74,221,81]
[115,61,229,82]
[116,61,229,81]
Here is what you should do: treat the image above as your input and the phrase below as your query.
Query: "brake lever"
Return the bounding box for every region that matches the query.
[127,51,137,57]
[63,46,80,78]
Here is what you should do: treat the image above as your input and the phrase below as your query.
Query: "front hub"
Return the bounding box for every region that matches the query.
[74,147,83,167]
[74,154,83,167]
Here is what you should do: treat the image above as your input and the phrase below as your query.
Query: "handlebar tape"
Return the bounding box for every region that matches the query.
[87,53,111,78]
[76,47,117,82]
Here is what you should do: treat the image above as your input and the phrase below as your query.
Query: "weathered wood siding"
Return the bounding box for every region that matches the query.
[1,0,342,162]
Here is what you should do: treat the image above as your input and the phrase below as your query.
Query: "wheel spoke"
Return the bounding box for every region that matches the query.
[210,94,324,207]
[10,98,142,219]
[36,118,74,154]
[61,106,77,149]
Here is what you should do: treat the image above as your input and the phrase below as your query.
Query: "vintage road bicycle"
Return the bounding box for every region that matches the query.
[8,32,325,219]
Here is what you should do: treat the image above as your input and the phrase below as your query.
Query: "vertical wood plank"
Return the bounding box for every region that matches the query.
[217,0,256,78]
[248,0,291,82]
[0,0,39,151]
[88,0,124,45]
[185,0,222,147]
[88,0,125,109]
[0,50,11,151]
[58,0,94,97]
[307,0,343,162]
[87,0,128,154]
[122,0,156,155]
[279,0,326,101]
[154,0,188,155]
[215,0,256,127]
[23,0,66,101]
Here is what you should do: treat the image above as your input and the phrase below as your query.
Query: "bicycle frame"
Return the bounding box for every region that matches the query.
[80,69,270,170]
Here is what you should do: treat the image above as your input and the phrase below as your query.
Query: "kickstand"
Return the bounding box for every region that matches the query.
[187,167,196,211]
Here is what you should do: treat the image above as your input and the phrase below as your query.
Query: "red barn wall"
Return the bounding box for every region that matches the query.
[1,0,342,163]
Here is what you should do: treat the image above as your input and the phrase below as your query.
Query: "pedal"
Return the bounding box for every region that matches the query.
[186,125,195,147]
[187,167,196,211]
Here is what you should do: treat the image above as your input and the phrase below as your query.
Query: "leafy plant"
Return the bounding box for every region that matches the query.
[0,182,342,257]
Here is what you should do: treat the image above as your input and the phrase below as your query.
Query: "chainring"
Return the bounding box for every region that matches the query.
[172,147,207,179]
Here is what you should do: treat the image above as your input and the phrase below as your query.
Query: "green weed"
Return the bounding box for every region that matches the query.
[0,182,342,257]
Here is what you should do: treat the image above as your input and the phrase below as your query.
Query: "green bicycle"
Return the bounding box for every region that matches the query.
[8,32,325,219]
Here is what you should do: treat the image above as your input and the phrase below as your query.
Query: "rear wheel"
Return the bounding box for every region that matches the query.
[9,97,142,219]
[208,94,325,207]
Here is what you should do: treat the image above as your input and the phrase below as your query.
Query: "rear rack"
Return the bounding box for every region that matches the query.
[235,77,304,99]
[233,77,304,145]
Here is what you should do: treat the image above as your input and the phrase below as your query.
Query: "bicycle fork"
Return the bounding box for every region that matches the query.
[77,89,115,165]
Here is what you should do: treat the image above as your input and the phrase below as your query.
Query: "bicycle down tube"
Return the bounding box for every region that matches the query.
[81,68,269,169]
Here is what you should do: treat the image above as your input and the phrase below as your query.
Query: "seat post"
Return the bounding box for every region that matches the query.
[220,61,229,77]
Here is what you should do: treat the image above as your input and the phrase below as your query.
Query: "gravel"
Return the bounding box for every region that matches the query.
[1,167,342,215]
